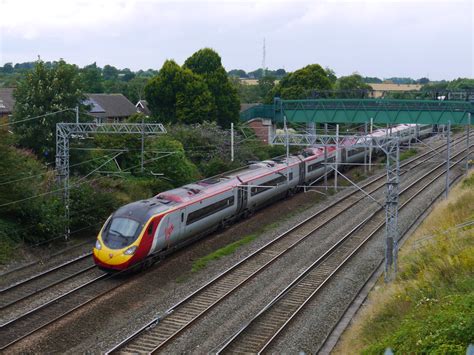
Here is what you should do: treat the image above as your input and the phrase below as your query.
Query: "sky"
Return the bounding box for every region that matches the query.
[0,0,472,80]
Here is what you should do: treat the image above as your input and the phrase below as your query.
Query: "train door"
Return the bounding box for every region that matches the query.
[298,161,305,185]
[236,183,248,215]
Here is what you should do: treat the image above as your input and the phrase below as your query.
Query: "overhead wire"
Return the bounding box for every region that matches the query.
[0,108,73,127]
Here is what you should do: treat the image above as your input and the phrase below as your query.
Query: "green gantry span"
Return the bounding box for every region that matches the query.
[240,99,473,125]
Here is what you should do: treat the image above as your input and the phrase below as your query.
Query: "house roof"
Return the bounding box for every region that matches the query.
[85,93,137,119]
[0,88,15,114]
[135,99,151,115]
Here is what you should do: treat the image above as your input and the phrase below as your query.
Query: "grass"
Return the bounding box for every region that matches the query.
[190,197,323,273]
[399,148,418,161]
[334,172,474,354]
[191,234,257,272]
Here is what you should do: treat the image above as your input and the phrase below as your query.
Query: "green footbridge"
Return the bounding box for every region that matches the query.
[240,99,473,125]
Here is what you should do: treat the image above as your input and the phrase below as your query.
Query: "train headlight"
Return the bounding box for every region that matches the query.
[95,240,102,250]
[124,246,137,255]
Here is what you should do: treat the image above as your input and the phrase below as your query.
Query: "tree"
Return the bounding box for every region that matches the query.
[80,62,104,93]
[417,77,430,85]
[120,68,135,82]
[12,60,84,158]
[275,68,287,78]
[102,65,119,80]
[336,74,373,98]
[144,60,215,124]
[228,69,248,78]
[267,64,334,102]
[325,67,337,85]
[447,78,474,90]
[2,63,14,74]
[258,75,276,99]
[184,48,240,128]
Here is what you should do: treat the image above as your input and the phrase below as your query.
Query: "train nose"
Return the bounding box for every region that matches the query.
[93,244,134,270]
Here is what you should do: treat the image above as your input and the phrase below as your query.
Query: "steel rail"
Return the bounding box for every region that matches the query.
[315,172,465,355]
[216,149,469,354]
[0,252,93,293]
[0,271,114,350]
[0,254,95,309]
[0,239,94,280]
[107,136,470,354]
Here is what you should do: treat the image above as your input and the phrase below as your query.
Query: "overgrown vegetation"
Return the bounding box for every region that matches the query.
[191,234,257,272]
[335,172,474,354]
[399,148,418,161]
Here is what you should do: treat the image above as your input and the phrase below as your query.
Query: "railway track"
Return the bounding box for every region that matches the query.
[315,174,466,355]
[107,137,471,354]
[0,269,116,350]
[0,252,94,309]
[215,149,470,353]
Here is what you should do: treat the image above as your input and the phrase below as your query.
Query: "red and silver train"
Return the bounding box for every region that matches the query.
[93,124,432,271]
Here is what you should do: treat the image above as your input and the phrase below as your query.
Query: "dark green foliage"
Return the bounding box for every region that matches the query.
[79,62,104,93]
[268,64,333,102]
[363,76,383,83]
[145,60,216,124]
[102,64,119,80]
[0,131,66,244]
[69,182,120,232]
[245,68,287,79]
[228,69,248,78]
[184,48,240,128]
[146,136,200,186]
[230,77,262,103]
[446,78,474,90]
[335,74,373,98]
[12,60,84,159]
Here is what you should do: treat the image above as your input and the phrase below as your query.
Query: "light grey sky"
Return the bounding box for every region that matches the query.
[0,0,472,80]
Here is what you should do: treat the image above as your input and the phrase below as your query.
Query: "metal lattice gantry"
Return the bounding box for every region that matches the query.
[56,122,167,238]
[274,125,402,281]
[382,138,400,282]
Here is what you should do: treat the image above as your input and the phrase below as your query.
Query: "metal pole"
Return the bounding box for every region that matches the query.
[75,105,79,124]
[467,113,471,171]
[384,138,400,282]
[369,118,373,172]
[284,114,289,184]
[231,122,234,162]
[324,123,328,190]
[141,118,145,173]
[334,124,339,191]
[445,120,451,198]
[364,122,368,175]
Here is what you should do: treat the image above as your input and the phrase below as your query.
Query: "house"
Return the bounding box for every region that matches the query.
[0,88,15,120]
[135,99,151,116]
[84,93,138,123]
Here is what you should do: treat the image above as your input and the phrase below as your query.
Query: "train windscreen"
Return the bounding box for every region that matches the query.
[102,217,141,249]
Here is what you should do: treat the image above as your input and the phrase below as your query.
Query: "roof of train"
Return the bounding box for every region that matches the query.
[156,147,335,204]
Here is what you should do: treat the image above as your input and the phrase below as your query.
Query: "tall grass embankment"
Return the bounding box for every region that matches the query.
[334,171,474,354]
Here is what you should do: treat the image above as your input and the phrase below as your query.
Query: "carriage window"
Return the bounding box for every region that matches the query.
[250,175,287,196]
[186,197,235,225]
[308,161,321,172]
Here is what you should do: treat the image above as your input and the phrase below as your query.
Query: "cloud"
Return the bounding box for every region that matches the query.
[0,0,472,79]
